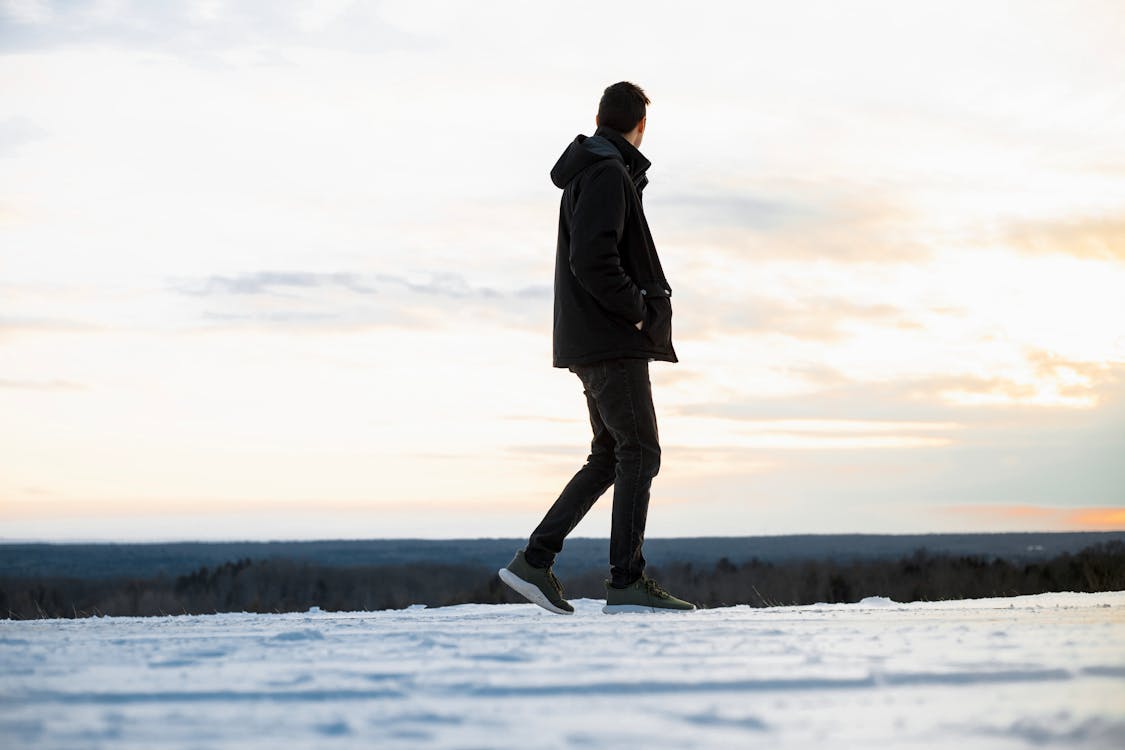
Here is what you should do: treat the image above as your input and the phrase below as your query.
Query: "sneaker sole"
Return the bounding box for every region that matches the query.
[602,604,697,614]
[497,567,573,615]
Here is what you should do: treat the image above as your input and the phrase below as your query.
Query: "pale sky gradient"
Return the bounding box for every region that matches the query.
[2,0,1123,541]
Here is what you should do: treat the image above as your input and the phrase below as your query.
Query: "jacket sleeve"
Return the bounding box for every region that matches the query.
[568,165,646,324]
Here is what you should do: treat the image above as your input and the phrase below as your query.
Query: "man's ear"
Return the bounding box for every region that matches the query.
[595,114,600,127]
[637,116,646,134]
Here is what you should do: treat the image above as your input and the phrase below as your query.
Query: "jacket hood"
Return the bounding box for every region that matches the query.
[550,125,651,191]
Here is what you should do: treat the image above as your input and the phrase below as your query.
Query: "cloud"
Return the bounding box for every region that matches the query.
[1005,214,1125,261]
[0,378,85,390]
[672,362,1117,424]
[684,295,921,342]
[169,270,518,300]
[939,505,1125,531]
[652,190,818,233]
[513,285,551,299]
[373,272,500,299]
[659,361,1125,512]
[0,1,426,61]
[501,414,579,424]
[1072,508,1125,529]
[653,183,928,263]
[171,271,375,297]
[168,269,548,332]
[0,115,47,157]
[201,310,346,325]
[0,316,102,338]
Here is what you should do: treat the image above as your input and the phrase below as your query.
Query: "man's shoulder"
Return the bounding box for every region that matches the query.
[566,160,636,208]
[575,158,629,187]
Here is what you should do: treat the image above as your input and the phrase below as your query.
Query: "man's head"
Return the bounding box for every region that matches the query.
[595,81,649,148]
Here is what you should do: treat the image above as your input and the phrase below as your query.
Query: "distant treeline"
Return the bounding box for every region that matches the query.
[3,542,1122,619]
[8,532,1125,580]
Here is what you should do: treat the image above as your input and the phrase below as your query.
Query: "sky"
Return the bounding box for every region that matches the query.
[1,0,1123,542]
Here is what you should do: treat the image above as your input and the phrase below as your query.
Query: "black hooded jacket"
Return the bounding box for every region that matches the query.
[549,125,678,367]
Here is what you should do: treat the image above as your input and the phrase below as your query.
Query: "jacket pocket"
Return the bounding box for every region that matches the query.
[638,281,672,348]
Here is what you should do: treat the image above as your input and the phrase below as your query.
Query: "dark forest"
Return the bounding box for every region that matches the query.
[3,541,1122,619]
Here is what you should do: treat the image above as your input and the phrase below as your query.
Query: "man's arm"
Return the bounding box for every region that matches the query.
[568,165,646,325]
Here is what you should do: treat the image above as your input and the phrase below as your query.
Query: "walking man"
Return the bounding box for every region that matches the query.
[498,82,696,614]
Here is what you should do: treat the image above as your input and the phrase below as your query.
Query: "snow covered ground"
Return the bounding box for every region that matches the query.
[2,591,1124,749]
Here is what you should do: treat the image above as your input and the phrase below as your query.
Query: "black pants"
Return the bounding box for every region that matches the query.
[525,358,660,586]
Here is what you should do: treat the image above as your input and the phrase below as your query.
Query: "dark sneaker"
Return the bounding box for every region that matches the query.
[603,577,696,613]
[498,550,574,615]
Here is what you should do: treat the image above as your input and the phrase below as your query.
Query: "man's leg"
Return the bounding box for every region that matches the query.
[524,364,617,569]
[586,359,693,613]
[596,358,660,587]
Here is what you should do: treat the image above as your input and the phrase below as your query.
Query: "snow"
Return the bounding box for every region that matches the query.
[2,591,1124,749]
[856,595,898,606]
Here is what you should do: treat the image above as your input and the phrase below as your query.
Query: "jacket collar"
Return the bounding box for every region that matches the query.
[593,125,651,187]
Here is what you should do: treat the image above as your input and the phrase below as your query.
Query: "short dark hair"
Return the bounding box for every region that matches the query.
[597,81,649,134]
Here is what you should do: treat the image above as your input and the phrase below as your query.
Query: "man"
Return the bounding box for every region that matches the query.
[498,82,695,615]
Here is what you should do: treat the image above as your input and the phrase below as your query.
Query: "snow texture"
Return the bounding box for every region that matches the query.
[2,591,1124,749]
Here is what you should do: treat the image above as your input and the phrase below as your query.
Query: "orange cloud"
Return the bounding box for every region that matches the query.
[943,505,1125,531]
[1070,508,1125,530]
[1006,215,1125,261]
